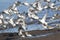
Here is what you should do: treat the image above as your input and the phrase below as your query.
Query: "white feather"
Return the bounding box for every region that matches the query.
[0,19,2,24]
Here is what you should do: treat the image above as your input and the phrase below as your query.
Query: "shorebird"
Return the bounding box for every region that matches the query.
[27,0,44,21]
[33,1,43,11]
[21,1,44,22]
[16,13,32,37]
[23,0,44,11]
[28,7,39,20]
[56,6,60,10]
[39,13,60,29]
[3,1,21,15]
[52,13,60,20]
[18,28,32,37]
[39,13,48,29]
[1,15,11,28]
[44,2,56,10]
[0,14,4,27]
[0,19,7,29]
[0,14,4,19]
[8,18,16,27]
[50,3,55,8]
[56,24,60,28]
[3,19,8,28]
[22,2,31,7]
[0,19,3,26]
[36,13,55,29]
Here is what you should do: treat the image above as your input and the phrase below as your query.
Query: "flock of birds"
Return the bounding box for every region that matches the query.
[0,0,60,37]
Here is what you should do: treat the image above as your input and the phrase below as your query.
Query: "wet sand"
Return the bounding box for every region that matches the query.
[0,32,60,40]
[0,29,60,40]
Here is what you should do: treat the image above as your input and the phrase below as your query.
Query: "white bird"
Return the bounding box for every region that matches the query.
[17,13,32,37]
[18,29,25,37]
[39,13,48,29]
[0,19,2,25]
[0,18,5,29]
[56,24,60,29]
[33,1,43,11]
[3,25,7,28]
[8,18,16,27]
[18,27,32,37]
[39,13,56,29]
[44,2,56,9]
[23,2,30,7]
[19,15,26,29]
[44,5,48,9]
[25,32,32,37]
[0,14,8,28]
[56,6,60,10]
[0,14,3,25]
[0,14,4,19]
[10,1,21,9]
[28,7,40,22]
[52,13,60,20]
[27,1,44,22]
[49,3,55,9]
[23,1,43,11]
[3,1,20,15]
[28,7,52,29]
[3,19,8,25]
[3,10,10,15]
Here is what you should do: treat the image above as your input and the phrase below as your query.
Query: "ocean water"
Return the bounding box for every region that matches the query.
[0,0,60,33]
